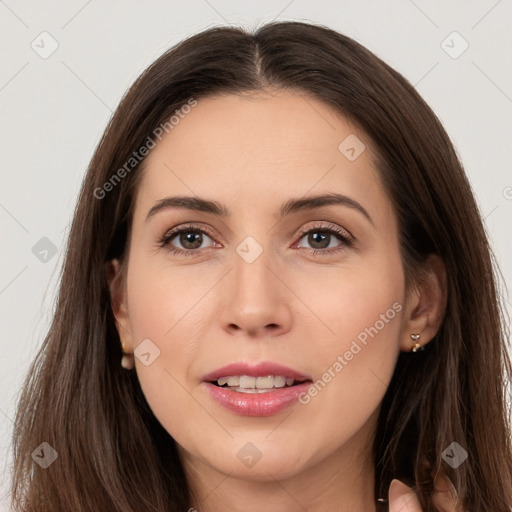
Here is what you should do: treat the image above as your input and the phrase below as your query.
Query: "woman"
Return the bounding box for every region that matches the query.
[10,21,512,512]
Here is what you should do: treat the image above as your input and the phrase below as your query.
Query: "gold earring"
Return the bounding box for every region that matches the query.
[121,342,134,369]
[411,333,423,352]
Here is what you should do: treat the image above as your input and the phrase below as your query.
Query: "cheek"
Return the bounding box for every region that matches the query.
[125,250,202,342]
[297,267,403,440]
[124,255,219,441]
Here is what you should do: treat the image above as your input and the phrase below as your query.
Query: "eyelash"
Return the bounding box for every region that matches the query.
[157,222,355,257]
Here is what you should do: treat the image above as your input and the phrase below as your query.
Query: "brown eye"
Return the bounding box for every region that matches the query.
[174,229,206,250]
[299,230,339,250]
[295,223,354,255]
[158,224,217,256]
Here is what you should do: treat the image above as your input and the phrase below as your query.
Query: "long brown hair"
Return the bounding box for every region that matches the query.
[10,21,512,512]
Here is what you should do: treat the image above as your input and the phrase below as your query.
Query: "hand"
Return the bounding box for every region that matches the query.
[389,472,459,512]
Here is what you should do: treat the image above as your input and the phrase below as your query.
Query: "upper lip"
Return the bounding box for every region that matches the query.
[202,361,312,382]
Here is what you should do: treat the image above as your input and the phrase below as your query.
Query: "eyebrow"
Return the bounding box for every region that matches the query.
[145,193,374,227]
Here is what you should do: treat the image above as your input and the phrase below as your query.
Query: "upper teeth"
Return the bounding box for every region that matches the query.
[216,375,295,388]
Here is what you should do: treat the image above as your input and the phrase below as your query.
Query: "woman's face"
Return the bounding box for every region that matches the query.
[110,89,413,485]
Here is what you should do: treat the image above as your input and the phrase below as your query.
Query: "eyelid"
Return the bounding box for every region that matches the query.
[162,222,217,240]
[294,221,354,243]
[158,222,220,250]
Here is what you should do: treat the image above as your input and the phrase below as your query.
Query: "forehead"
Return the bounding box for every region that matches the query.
[133,90,392,225]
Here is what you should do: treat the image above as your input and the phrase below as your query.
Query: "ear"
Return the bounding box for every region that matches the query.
[400,254,447,352]
[106,259,133,351]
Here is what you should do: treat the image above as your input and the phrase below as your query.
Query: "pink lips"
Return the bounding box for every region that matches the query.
[202,361,313,417]
[202,361,311,382]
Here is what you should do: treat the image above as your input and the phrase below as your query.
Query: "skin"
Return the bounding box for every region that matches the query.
[107,89,453,511]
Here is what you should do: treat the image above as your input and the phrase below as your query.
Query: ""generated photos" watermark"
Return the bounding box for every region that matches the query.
[298,301,402,405]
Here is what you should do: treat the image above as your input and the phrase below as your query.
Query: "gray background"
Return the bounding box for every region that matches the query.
[1,1,511,508]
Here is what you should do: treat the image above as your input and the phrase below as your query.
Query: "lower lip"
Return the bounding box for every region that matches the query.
[202,381,312,416]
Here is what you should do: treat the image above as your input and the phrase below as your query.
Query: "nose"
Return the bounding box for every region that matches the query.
[219,247,293,339]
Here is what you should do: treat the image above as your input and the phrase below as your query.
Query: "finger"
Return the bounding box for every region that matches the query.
[432,472,459,512]
[389,479,423,512]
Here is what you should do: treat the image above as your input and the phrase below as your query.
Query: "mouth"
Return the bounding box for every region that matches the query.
[201,362,313,416]
[208,375,311,393]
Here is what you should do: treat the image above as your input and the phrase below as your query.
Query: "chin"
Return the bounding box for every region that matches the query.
[199,439,311,481]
